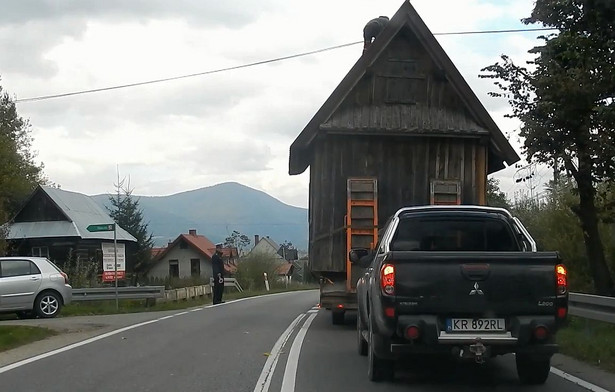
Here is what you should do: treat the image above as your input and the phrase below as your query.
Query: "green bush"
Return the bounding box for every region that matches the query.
[61,249,101,289]
[235,254,286,291]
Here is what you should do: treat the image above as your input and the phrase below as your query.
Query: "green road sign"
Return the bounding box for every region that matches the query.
[87,223,115,232]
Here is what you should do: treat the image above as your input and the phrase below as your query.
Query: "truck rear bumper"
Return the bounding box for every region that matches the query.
[372,314,561,359]
[320,293,357,310]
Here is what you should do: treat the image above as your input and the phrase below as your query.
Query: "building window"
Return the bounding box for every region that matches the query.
[31,246,49,258]
[179,241,188,249]
[190,259,200,277]
[169,260,179,278]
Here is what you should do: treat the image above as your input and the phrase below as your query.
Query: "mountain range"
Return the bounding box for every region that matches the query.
[91,182,308,251]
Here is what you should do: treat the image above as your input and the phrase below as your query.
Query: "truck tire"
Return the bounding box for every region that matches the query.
[367,317,394,381]
[332,310,345,325]
[516,354,551,385]
[357,313,368,356]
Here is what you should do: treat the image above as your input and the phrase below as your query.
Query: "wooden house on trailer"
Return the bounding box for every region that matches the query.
[288,1,520,312]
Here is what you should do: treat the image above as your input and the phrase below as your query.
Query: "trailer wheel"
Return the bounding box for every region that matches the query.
[332,310,345,325]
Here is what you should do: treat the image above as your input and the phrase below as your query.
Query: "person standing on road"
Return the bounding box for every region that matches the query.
[212,247,225,305]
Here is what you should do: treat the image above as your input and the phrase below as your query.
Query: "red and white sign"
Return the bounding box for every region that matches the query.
[101,242,126,282]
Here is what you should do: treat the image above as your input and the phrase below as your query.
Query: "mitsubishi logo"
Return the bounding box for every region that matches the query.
[469,282,484,295]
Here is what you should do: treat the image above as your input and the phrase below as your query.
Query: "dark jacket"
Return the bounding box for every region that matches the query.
[211,252,224,278]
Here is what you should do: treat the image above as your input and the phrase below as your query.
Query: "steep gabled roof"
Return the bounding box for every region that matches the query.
[156,231,217,261]
[289,0,519,175]
[7,185,136,242]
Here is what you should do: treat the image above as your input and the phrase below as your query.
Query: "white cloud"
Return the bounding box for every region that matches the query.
[1,0,547,208]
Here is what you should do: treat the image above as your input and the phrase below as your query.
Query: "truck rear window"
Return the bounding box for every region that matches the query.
[390,217,519,252]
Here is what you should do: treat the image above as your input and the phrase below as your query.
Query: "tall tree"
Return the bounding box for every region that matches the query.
[0,83,45,254]
[224,230,251,255]
[107,179,154,283]
[486,178,511,209]
[481,0,615,294]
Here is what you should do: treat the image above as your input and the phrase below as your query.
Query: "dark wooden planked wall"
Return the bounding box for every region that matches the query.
[309,135,487,272]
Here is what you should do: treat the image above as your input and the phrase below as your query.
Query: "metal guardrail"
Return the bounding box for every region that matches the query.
[73,279,243,302]
[209,277,244,292]
[72,286,165,301]
[569,292,615,324]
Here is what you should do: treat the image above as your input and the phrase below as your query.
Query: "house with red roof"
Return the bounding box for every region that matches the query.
[147,229,237,280]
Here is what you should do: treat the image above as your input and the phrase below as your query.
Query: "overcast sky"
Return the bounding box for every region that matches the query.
[1,0,551,208]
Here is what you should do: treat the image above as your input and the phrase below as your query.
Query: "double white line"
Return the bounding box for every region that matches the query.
[253,307,319,392]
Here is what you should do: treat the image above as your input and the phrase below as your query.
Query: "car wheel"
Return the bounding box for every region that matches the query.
[357,312,368,356]
[34,291,62,318]
[516,354,551,385]
[332,310,345,325]
[367,316,394,381]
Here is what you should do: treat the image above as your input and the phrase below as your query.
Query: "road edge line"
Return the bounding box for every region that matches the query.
[551,366,610,392]
[0,319,159,375]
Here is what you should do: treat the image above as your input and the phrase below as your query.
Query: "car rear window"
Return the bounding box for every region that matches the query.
[390,217,519,252]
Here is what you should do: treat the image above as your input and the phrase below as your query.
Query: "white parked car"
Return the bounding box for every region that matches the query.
[0,257,72,318]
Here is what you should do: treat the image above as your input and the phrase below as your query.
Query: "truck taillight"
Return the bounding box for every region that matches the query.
[556,264,567,295]
[381,263,395,295]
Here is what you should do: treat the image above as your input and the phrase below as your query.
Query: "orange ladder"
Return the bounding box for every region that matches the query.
[346,178,378,291]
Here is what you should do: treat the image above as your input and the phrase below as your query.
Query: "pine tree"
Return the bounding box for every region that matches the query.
[107,179,154,284]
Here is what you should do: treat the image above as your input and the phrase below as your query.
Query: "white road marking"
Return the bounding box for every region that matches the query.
[0,290,314,375]
[0,319,159,375]
[307,309,318,313]
[253,313,306,392]
[280,312,318,392]
[551,367,610,392]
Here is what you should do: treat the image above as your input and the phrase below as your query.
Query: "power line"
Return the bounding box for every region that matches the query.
[14,27,556,103]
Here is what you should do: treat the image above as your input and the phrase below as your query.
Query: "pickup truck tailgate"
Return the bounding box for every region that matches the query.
[391,251,561,316]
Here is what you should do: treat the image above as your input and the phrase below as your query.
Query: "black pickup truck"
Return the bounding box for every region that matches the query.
[351,206,568,384]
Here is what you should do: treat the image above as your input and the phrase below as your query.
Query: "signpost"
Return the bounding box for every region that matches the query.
[87,223,119,310]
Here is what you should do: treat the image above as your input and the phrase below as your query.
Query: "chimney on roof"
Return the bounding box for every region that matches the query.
[255,235,260,244]
[189,229,197,236]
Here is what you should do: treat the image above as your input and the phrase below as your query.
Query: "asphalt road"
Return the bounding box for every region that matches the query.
[0,290,613,392]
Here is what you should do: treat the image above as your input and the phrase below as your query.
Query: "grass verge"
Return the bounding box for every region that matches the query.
[557,316,615,372]
[0,326,57,352]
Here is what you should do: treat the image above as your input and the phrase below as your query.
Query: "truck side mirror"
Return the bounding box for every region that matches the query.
[349,248,373,268]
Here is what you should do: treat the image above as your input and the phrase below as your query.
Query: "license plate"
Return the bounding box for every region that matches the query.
[446,318,505,332]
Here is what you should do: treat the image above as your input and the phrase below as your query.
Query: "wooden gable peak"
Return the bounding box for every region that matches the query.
[289,0,520,175]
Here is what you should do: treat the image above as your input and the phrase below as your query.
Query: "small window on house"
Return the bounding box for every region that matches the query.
[179,241,188,249]
[169,260,179,278]
[190,259,200,277]
[31,246,49,258]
